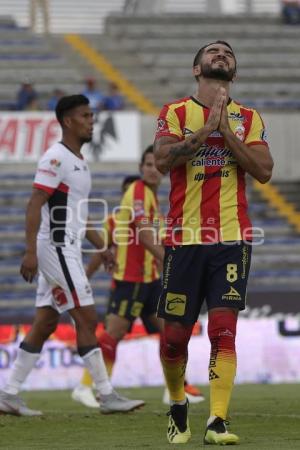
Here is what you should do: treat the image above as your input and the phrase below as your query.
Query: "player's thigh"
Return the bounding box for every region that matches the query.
[141,279,164,333]
[142,313,164,334]
[206,242,252,311]
[157,245,206,324]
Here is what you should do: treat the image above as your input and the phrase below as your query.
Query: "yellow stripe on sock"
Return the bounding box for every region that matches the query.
[253,181,300,233]
[210,358,236,420]
[64,34,159,115]
[161,358,186,402]
[81,368,93,387]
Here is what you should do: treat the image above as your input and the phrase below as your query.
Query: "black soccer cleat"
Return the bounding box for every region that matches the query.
[204,416,239,445]
[167,399,191,444]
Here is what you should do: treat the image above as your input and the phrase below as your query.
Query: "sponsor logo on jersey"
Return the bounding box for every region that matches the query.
[228,112,245,121]
[50,159,61,167]
[74,165,80,171]
[37,168,57,177]
[209,130,223,137]
[193,144,232,159]
[260,129,268,142]
[194,170,229,182]
[222,286,241,301]
[165,292,186,316]
[157,118,167,132]
[183,127,194,136]
[134,199,145,217]
[234,124,245,141]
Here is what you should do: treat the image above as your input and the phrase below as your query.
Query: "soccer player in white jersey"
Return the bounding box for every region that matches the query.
[0,95,144,416]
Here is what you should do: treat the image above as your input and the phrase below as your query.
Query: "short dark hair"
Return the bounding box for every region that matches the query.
[55,94,89,126]
[121,175,140,192]
[140,145,153,165]
[193,41,236,80]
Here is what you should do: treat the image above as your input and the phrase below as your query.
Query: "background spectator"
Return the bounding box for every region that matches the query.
[30,0,50,33]
[16,81,38,110]
[103,82,124,111]
[47,88,65,111]
[81,77,104,113]
[281,0,300,24]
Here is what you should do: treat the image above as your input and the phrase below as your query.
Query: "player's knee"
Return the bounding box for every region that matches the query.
[34,317,57,339]
[160,323,193,360]
[208,310,237,352]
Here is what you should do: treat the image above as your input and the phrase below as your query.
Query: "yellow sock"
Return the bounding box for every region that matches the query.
[81,368,93,387]
[209,355,236,419]
[161,357,186,402]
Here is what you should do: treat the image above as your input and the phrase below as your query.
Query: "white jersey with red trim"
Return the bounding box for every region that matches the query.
[33,142,91,245]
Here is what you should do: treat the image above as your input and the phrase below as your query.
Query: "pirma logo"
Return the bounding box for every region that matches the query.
[165,292,186,316]
[222,286,241,301]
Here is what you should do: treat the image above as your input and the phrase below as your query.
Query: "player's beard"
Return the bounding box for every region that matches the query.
[80,135,92,144]
[200,62,235,82]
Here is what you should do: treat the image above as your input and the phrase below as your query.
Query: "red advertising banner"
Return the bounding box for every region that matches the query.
[0,112,140,162]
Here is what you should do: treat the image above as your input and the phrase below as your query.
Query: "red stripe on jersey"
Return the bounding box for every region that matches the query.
[246,141,269,147]
[240,108,253,141]
[236,166,252,241]
[201,108,221,242]
[237,166,252,241]
[167,164,187,244]
[107,215,115,235]
[149,203,156,280]
[123,181,145,279]
[155,98,190,140]
[33,183,55,195]
[57,182,69,193]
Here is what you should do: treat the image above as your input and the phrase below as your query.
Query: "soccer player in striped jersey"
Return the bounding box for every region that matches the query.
[0,95,143,416]
[72,172,205,407]
[154,41,273,444]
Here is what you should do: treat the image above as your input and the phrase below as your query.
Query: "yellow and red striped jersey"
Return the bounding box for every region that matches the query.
[112,179,161,283]
[155,96,269,245]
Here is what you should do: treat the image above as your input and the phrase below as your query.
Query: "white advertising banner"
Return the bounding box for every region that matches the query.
[0,318,300,390]
[0,111,140,162]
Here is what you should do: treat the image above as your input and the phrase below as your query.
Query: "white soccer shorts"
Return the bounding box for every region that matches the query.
[36,239,94,314]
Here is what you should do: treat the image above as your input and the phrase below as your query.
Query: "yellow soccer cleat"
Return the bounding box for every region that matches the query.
[204,417,239,445]
[167,400,191,444]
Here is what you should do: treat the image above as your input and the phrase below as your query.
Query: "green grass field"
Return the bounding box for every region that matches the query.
[1,384,300,449]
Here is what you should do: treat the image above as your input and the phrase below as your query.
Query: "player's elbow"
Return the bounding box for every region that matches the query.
[155,159,169,175]
[256,166,273,184]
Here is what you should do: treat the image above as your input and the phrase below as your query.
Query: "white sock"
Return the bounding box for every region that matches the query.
[3,348,41,395]
[81,348,112,396]
[207,415,218,426]
[170,398,187,406]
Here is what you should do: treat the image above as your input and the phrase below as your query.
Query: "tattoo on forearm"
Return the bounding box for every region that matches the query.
[169,142,195,161]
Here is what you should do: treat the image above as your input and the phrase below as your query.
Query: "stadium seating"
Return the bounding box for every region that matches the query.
[0,16,83,109]
[0,2,298,110]
[0,165,300,323]
[88,14,300,109]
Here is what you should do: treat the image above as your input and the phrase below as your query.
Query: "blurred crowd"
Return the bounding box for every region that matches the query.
[15,77,124,112]
[281,0,300,24]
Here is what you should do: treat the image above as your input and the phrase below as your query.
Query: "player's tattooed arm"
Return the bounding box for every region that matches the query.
[154,88,226,174]
[154,132,210,174]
